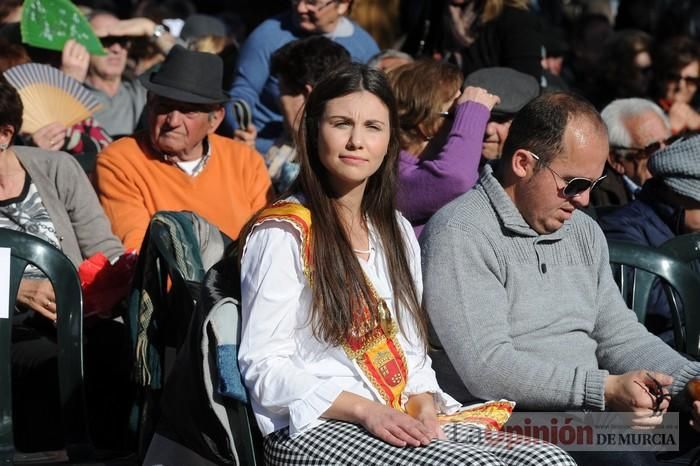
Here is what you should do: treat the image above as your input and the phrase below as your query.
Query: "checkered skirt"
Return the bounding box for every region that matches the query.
[264,420,576,465]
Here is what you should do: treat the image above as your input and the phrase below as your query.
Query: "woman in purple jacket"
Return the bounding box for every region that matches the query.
[389,60,499,236]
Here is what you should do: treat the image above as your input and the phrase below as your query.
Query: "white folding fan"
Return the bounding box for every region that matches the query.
[3,63,102,134]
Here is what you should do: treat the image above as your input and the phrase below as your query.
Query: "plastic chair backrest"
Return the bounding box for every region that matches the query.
[0,229,93,463]
[660,232,700,266]
[146,246,263,465]
[199,252,262,465]
[127,212,207,461]
[607,240,700,358]
[129,212,230,462]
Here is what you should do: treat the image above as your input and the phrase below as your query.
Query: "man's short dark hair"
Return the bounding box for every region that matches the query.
[502,91,607,168]
[270,36,351,96]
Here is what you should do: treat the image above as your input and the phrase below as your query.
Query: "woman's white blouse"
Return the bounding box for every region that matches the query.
[238,214,459,437]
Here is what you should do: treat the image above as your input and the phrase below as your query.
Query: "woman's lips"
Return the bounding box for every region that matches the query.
[339,155,368,165]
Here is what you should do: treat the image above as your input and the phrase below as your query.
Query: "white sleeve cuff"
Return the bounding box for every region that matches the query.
[288,378,346,437]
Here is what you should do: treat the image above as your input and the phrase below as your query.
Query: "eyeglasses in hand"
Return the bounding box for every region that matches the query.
[634,372,671,416]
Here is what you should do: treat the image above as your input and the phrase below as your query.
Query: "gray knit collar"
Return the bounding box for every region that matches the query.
[479,164,569,240]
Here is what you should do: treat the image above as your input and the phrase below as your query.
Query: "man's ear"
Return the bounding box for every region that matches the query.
[302,84,313,98]
[207,107,226,133]
[336,0,351,16]
[608,151,625,175]
[510,149,533,179]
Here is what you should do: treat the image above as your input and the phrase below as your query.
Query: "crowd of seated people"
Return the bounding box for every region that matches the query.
[1,0,700,465]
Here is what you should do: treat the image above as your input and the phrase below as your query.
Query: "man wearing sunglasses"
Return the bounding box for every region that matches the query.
[593,98,673,208]
[85,11,177,137]
[422,92,700,465]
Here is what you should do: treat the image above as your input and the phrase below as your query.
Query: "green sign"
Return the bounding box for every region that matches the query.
[21,0,106,56]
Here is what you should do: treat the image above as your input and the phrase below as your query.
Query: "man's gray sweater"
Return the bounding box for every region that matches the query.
[421,166,700,411]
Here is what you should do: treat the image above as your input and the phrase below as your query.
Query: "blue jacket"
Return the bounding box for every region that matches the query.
[226,11,379,153]
[599,193,680,249]
[598,182,684,340]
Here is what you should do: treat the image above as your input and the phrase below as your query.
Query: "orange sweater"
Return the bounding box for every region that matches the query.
[97,133,273,250]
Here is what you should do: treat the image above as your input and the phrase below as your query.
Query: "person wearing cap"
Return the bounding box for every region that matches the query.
[594,98,673,208]
[179,13,227,46]
[422,92,700,465]
[463,67,540,161]
[96,45,273,251]
[599,135,700,341]
[388,60,499,237]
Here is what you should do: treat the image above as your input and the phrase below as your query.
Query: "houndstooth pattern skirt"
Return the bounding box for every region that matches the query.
[264,420,576,466]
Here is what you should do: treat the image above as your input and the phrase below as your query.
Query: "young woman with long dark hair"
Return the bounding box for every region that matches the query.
[238,63,575,465]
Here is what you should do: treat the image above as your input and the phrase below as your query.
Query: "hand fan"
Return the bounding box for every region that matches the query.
[3,63,103,134]
[21,0,106,56]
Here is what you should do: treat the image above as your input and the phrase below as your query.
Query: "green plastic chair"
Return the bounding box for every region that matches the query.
[607,240,700,358]
[660,232,700,265]
[0,229,93,463]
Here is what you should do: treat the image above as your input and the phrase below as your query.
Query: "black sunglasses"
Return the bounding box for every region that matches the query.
[667,74,700,87]
[101,36,131,48]
[527,151,606,197]
[611,134,685,160]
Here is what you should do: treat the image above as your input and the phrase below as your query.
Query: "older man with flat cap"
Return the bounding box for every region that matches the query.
[463,67,540,161]
[96,46,272,251]
[600,135,700,341]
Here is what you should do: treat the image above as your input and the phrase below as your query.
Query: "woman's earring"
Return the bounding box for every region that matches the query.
[0,143,8,151]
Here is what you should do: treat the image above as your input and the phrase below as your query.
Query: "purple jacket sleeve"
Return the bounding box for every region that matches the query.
[396,101,490,228]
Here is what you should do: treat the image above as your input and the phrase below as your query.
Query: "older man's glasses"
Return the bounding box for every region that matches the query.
[611,134,685,161]
[667,73,700,87]
[527,151,606,198]
[290,0,336,10]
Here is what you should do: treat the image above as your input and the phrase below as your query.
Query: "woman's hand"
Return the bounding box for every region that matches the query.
[322,391,432,447]
[17,279,57,321]
[458,86,501,111]
[233,124,257,147]
[359,402,434,447]
[61,39,90,82]
[31,122,67,151]
[668,102,700,133]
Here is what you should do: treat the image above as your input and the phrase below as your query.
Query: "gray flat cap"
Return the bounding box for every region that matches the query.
[648,135,700,202]
[463,67,540,115]
[180,14,227,41]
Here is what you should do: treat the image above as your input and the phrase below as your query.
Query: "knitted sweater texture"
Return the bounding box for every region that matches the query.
[97,133,272,251]
[421,165,700,410]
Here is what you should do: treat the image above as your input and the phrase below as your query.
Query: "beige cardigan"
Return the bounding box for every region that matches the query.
[14,146,123,267]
